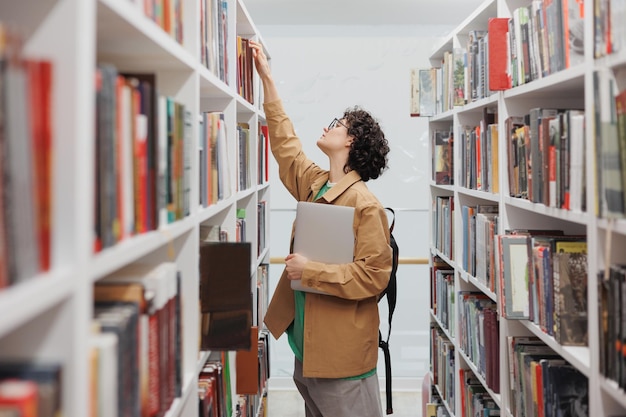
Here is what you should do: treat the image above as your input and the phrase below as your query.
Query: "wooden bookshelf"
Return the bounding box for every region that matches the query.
[0,0,271,416]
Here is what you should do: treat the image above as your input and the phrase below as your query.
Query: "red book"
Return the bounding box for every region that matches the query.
[0,379,38,417]
[488,18,512,91]
[27,60,53,272]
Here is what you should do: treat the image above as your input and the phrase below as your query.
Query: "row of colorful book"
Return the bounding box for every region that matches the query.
[505,108,586,212]
[508,336,588,417]
[497,230,588,347]
[430,257,455,335]
[0,24,53,289]
[199,329,270,417]
[431,195,454,261]
[430,324,456,415]
[94,65,192,251]
[92,261,183,417]
[200,0,229,83]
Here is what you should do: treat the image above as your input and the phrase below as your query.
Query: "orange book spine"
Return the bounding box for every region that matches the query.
[134,89,148,234]
[488,18,512,91]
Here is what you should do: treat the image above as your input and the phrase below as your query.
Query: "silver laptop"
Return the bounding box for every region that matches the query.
[291,202,355,294]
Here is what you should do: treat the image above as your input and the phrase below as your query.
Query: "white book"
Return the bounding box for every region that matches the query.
[91,331,119,417]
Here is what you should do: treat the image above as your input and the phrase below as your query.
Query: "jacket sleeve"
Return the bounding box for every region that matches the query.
[264,100,325,201]
[298,203,393,300]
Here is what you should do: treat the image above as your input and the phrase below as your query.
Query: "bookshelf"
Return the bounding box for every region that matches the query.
[0,0,271,417]
[427,0,626,416]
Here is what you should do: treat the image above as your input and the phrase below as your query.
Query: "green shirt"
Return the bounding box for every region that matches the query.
[287,182,376,380]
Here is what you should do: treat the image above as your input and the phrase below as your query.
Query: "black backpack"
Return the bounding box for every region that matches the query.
[379,207,399,415]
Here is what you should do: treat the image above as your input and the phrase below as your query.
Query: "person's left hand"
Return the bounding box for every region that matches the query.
[285,253,308,281]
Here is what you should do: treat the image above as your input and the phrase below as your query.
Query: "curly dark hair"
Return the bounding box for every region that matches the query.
[342,106,390,182]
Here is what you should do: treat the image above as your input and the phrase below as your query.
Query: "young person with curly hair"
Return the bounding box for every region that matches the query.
[249,40,393,417]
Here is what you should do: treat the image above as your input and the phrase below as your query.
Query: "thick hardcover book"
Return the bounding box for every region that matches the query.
[488,18,512,90]
[90,332,118,417]
[499,235,531,319]
[94,302,140,417]
[553,241,588,346]
[546,362,588,417]
[433,129,453,185]
[199,241,252,350]
[235,326,259,395]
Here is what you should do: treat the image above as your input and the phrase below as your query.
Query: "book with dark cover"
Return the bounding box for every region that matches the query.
[554,249,588,346]
[547,362,589,417]
[433,129,453,185]
[199,241,252,350]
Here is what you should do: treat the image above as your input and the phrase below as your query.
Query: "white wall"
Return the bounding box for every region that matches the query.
[260,24,453,389]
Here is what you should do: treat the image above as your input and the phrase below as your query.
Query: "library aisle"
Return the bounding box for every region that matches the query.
[267,389,421,417]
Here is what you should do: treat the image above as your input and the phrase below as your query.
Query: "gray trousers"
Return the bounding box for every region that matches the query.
[293,358,383,417]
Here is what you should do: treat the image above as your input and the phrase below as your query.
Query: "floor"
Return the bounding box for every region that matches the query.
[266,389,422,417]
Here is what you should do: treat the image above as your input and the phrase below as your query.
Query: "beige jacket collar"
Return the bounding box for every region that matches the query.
[312,170,362,203]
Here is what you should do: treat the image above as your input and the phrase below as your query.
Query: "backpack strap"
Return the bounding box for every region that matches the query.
[383,207,398,340]
[380,207,398,414]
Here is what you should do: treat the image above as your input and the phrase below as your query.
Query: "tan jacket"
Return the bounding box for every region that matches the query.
[262,100,393,378]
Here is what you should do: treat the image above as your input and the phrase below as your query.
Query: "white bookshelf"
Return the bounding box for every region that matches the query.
[0,0,270,416]
[428,0,626,416]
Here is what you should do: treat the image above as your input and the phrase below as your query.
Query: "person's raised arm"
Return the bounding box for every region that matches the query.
[249,40,279,103]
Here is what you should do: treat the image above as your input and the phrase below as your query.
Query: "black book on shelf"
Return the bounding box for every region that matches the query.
[199,241,252,350]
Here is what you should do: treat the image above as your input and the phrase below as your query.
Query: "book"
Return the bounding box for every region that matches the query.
[616,90,626,212]
[4,55,40,283]
[93,299,140,417]
[0,362,62,417]
[453,47,467,106]
[562,0,585,68]
[235,326,259,395]
[553,241,588,345]
[419,68,437,117]
[90,331,118,417]
[199,241,252,350]
[499,235,531,319]
[488,17,512,91]
[432,129,453,185]
[0,380,37,417]
[594,68,624,218]
[547,362,588,416]
[26,60,53,272]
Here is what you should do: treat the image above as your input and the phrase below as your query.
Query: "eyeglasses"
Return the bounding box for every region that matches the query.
[328,118,348,130]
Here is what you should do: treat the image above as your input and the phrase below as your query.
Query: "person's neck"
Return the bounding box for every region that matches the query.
[328,159,348,184]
